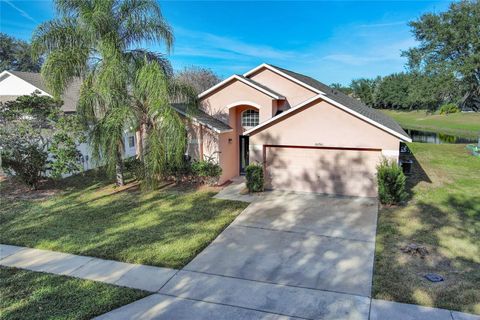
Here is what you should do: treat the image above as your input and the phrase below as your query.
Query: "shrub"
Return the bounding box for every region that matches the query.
[123,157,145,180]
[162,155,193,182]
[245,163,264,192]
[439,103,460,115]
[377,158,407,205]
[191,159,222,185]
[1,144,48,189]
[0,94,83,189]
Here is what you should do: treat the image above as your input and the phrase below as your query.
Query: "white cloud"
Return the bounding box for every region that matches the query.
[173,27,294,61]
[166,20,417,84]
[357,21,407,28]
[321,54,382,66]
[2,0,37,23]
[320,37,416,66]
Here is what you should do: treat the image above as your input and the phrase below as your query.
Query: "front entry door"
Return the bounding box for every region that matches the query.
[239,135,249,175]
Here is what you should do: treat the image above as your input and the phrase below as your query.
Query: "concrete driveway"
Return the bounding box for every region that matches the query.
[97,193,378,320]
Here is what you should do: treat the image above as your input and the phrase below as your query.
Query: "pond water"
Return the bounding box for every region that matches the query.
[404,129,479,144]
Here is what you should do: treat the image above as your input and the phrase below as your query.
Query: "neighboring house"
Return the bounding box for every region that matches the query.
[0,70,137,171]
[181,63,411,197]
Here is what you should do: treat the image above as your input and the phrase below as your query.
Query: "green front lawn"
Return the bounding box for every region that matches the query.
[380,109,480,138]
[0,174,248,269]
[0,266,148,320]
[373,143,480,314]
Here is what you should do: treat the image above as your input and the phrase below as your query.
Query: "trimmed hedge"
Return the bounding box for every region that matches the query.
[191,160,222,185]
[124,157,221,185]
[377,158,407,205]
[245,163,264,192]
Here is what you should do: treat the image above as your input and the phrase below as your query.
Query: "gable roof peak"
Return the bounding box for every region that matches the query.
[8,71,50,94]
[2,70,81,113]
[243,63,410,141]
[197,73,285,100]
[243,63,326,95]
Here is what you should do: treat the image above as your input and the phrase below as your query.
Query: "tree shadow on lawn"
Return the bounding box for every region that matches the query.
[402,152,432,201]
[374,193,480,314]
[0,177,247,269]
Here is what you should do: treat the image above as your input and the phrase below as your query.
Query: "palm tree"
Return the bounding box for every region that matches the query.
[128,53,197,187]
[32,0,189,186]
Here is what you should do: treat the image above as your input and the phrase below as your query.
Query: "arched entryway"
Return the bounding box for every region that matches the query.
[226,102,261,175]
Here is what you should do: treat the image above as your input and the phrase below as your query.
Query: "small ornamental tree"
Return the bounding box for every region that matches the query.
[0,93,85,189]
[174,66,222,95]
[377,158,407,205]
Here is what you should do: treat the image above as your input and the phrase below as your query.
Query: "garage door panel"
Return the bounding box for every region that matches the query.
[265,147,380,197]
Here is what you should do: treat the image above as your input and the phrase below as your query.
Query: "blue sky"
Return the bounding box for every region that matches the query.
[0,0,450,84]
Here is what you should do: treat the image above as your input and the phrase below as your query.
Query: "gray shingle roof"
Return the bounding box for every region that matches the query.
[268,64,409,139]
[172,103,232,133]
[8,71,81,113]
[238,75,285,99]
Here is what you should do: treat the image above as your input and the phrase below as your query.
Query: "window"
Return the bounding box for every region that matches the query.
[241,109,259,127]
[128,136,135,148]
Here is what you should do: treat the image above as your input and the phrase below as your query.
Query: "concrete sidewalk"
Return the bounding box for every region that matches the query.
[1,244,478,320]
[214,176,260,203]
[370,300,479,320]
[0,244,177,292]
[96,296,479,320]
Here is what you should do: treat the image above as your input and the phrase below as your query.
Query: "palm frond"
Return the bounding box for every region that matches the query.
[77,72,103,125]
[118,0,173,50]
[133,59,169,108]
[36,0,179,185]
[53,0,91,17]
[125,49,173,77]
[144,107,186,187]
[40,48,89,98]
[89,102,133,173]
[31,17,91,59]
[168,77,199,113]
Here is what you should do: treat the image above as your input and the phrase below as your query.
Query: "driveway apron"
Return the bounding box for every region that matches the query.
[96,192,378,320]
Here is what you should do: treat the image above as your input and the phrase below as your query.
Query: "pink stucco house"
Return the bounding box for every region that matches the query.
[175,63,411,197]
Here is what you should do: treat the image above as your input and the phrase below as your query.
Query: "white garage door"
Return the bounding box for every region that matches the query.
[265,146,382,197]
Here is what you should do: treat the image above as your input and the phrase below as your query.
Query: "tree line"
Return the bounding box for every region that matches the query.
[331,71,463,111]
[332,0,480,112]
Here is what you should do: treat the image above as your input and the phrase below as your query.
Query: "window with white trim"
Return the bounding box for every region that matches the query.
[241,109,259,127]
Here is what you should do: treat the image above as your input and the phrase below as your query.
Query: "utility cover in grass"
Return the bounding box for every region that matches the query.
[425,273,444,282]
